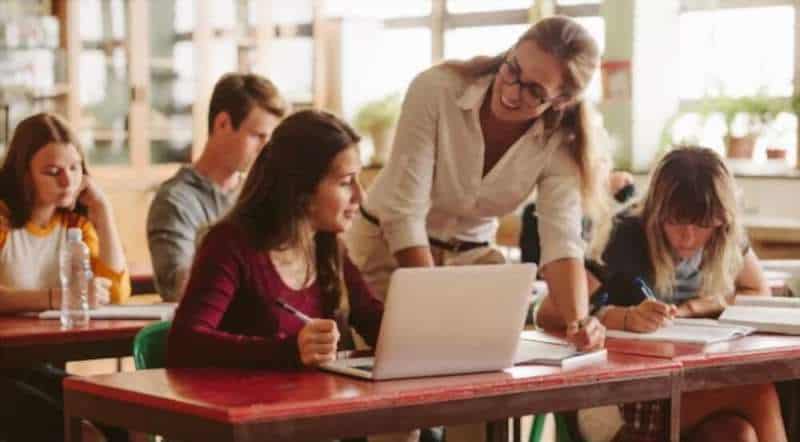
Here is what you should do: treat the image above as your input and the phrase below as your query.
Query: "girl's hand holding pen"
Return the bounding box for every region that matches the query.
[625,299,678,333]
[566,316,605,351]
[298,319,340,366]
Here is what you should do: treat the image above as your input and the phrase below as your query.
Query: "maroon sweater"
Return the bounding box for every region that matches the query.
[166,222,383,369]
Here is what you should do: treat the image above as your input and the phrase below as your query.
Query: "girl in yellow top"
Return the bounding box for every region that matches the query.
[0,112,130,442]
[0,113,130,311]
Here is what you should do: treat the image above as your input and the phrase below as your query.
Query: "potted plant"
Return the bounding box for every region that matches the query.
[703,94,785,159]
[353,93,402,167]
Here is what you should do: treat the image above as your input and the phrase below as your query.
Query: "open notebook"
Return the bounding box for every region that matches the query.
[516,330,608,370]
[605,318,755,345]
[720,304,800,335]
[35,303,176,320]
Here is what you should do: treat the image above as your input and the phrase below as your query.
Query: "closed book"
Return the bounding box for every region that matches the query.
[734,295,800,308]
[719,305,800,335]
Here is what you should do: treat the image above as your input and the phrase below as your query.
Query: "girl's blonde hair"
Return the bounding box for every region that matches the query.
[443,15,609,257]
[639,146,745,300]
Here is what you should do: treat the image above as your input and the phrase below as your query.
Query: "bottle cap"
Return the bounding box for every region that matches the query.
[66,227,82,241]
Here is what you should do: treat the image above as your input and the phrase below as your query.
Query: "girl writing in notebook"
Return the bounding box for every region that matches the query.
[167,110,383,369]
[0,112,130,441]
[538,146,784,442]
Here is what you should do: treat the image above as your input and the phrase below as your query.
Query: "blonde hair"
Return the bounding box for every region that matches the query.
[639,146,745,300]
[443,15,609,257]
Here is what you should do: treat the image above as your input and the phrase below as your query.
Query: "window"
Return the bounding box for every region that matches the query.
[447,0,532,14]
[79,0,130,165]
[325,1,431,19]
[674,4,797,170]
[573,15,604,102]
[679,6,794,99]
[265,37,314,105]
[444,24,527,60]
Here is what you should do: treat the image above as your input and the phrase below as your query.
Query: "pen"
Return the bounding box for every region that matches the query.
[274,298,312,323]
[633,277,657,300]
[275,298,349,361]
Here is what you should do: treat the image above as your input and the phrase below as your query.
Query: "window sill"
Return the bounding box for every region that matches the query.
[726,159,800,180]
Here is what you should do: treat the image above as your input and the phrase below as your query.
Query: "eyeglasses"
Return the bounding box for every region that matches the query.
[499,57,570,109]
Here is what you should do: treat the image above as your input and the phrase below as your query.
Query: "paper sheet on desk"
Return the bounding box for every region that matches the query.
[520,329,570,346]
[33,303,176,320]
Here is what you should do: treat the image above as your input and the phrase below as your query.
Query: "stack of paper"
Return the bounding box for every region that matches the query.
[720,297,800,334]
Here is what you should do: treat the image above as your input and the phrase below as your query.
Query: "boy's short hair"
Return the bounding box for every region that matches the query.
[207,73,288,134]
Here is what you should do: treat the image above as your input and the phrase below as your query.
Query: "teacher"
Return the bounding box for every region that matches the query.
[346,16,606,351]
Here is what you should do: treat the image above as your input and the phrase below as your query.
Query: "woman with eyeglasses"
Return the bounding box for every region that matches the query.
[346,16,607,354]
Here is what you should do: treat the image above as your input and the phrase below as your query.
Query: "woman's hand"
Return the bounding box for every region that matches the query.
[89,277,111,308]
[625,299,677,332]
[76,175,111,215]
[566,316,606,351]
[297,319,340,366]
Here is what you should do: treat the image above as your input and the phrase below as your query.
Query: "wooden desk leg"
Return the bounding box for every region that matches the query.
[512,417,521,442]
[669,373,682,442]
[64,413,83,442]
[486,419,509,442]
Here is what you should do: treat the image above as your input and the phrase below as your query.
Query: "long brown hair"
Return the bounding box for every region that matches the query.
[220,109,361,311]
[639,146,744,299]
[444,16,609,254]
[0,112,88,228]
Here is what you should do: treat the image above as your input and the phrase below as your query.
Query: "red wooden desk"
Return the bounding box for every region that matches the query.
[610,334,800,441]
[675,335,800,441]
[0,316,152,368]
[63,353,681,442]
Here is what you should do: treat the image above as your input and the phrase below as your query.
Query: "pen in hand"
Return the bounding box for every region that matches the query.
[633,277,676,321]
[633,277,657,300]
[274,298,348,361]
[274,297,312,323]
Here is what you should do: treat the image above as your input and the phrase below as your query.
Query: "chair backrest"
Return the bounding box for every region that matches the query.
[133,321,171,369]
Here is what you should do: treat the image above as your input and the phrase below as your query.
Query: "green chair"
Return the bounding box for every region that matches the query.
[132,321,171,442]
[529,413,582,442]
[133,321,171,369]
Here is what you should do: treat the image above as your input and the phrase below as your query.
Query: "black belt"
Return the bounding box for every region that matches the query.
[359,206,489,253]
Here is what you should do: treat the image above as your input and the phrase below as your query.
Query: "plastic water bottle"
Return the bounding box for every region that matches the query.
[60,227,90,328]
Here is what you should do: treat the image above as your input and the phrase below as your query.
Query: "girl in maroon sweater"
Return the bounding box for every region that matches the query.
[167,110,383,369]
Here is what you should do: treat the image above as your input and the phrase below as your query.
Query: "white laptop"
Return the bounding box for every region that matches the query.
[321,263,537,380]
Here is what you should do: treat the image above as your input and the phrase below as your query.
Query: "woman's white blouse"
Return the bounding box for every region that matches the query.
[363,65,585,266]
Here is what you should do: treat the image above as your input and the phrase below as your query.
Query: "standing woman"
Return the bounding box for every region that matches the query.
[346,16,607,349]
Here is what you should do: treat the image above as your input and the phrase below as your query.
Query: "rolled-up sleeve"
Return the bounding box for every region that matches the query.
[535,142,585,266]
[374,71,438,254]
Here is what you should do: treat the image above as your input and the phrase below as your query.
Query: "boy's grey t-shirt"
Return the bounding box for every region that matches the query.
[147,166,235,301]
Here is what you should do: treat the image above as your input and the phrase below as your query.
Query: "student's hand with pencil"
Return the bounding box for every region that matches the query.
[297,319,340,366]
[566,316,605,351]
[625,299,677,332]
